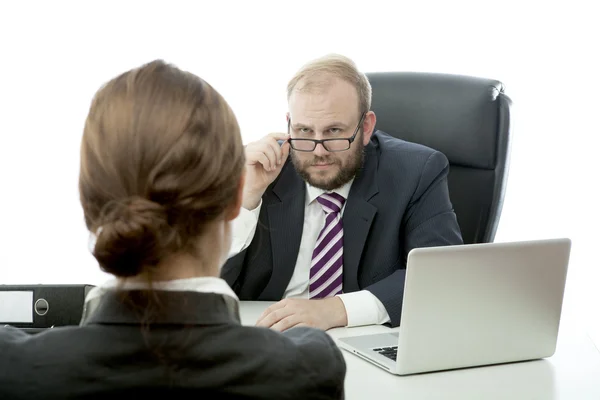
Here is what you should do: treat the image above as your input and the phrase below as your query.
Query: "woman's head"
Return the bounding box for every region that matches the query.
[79,60,245,280]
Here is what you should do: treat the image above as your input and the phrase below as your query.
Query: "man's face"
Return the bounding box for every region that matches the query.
[288,77,370,191]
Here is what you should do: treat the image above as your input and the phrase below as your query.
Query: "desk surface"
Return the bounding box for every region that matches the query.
[240,301,600,400]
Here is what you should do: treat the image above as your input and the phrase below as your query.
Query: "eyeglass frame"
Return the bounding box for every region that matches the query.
[285,111,367,152]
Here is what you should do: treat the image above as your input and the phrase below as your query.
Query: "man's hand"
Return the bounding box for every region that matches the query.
[255,297,348,332]
[243,133,291,210]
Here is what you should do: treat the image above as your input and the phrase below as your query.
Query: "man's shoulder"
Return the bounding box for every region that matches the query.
[370,130,449,174]
[372,130,440,159]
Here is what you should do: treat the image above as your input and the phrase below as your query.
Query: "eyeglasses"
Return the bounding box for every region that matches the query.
[286,112,366,152]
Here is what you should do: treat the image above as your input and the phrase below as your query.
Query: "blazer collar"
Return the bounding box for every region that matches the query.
[272,158,305,202]
[81,290,241,326]
[348,141,379,201]
[341,141,380,291]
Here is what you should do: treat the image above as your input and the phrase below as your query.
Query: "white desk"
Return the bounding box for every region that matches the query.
[240,301,600,400]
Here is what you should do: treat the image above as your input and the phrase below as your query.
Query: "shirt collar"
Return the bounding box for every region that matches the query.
[85,276,238,304]
[80,276,239,326]
[306,178,354,206]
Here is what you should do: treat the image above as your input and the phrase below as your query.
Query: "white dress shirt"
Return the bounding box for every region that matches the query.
[228,179,391,327]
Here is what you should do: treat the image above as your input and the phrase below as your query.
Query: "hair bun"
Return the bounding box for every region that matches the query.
[93,197,174,277]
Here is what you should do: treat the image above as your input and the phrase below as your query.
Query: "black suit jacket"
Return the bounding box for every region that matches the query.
[0,290,345,399]
[222,130,463,326]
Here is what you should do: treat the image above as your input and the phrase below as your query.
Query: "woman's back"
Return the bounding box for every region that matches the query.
[0,290,344,399]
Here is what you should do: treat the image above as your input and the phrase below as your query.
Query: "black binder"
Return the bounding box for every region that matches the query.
[0,284,95,333]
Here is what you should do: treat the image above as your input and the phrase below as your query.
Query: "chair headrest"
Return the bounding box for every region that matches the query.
[366,72,511,169]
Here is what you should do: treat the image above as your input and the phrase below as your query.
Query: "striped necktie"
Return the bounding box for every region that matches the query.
[309,192,345,299]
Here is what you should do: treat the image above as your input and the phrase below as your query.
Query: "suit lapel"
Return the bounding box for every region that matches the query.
[342,144,379,292]
[259,162,306,300]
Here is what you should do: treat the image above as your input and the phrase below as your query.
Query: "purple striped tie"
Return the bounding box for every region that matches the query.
[309,192,345,299]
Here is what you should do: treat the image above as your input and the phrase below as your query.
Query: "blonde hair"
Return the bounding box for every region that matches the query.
[286,53,372,114]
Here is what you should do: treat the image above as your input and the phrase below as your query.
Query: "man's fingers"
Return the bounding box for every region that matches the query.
[263,143,279,171]
[280,140,291,163]
[268,132,290,141]
[256,301,287,326]
[271,315,301,332]
[256,308,291,328]
[268,137,290,168]
[246,136,288,171]
[247,151,272,170]
[257,300,286,321]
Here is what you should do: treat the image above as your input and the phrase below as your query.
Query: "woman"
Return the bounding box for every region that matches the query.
[0,60,346,398]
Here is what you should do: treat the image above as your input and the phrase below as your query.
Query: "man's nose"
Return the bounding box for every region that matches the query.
[313,142,330,157]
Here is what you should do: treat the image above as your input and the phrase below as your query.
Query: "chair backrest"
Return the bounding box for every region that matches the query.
[366,72,512,244]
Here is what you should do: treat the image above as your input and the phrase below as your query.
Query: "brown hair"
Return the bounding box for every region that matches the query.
[286,53,372,114]
[79,59,244,278]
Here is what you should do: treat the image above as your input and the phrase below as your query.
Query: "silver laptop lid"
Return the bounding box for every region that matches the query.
[395,238,571,375]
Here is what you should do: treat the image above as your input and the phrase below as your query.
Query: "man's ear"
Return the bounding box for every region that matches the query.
[362,111,377,145]
[226,168,245,221]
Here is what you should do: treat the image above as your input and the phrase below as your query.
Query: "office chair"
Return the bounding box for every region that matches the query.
[366,72,512,244]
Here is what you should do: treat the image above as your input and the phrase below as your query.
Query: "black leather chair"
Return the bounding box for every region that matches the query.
[366,72,512,244]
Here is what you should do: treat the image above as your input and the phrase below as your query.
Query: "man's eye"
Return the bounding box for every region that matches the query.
[329,128,341,134]
[300,128,311,134]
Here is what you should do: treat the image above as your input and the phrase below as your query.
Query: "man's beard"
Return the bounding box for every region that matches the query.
[291,140,365,191]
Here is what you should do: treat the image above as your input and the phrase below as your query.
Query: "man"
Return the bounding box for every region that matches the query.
[222,54,463,330]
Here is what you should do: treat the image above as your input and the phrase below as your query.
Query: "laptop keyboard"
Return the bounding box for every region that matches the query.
[373,346,397,361]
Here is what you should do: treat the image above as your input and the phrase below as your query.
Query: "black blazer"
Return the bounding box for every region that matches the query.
[222,130,464,326]
[0,290,346,399]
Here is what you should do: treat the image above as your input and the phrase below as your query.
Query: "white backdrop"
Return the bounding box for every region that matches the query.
[1,1,598,345]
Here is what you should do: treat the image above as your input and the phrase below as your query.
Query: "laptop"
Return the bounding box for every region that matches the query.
[337,238,571,375]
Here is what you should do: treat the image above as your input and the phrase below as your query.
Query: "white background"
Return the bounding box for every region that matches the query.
[1,1,598,347]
